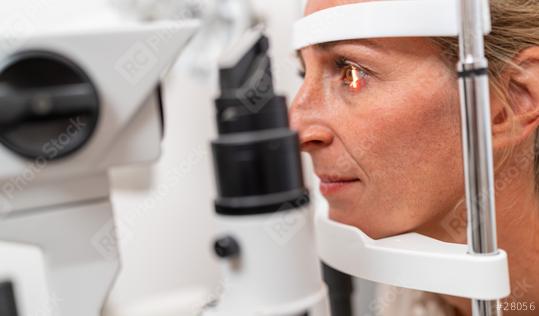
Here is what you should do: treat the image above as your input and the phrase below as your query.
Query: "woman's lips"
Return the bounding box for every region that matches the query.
[318,175,360,196]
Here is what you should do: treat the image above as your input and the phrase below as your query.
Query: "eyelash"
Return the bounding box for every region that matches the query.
[297,57,369,81]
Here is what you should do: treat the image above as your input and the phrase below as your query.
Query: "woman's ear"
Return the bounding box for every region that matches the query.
[492,46,539,149]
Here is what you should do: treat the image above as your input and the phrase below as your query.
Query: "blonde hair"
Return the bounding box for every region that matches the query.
[432,0,539,187]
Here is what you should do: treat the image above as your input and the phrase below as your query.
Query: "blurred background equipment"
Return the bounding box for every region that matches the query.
[0,1,374,316]
[0,2,198,314]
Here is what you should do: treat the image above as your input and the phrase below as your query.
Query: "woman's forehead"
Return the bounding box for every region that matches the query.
[305,0,368,15]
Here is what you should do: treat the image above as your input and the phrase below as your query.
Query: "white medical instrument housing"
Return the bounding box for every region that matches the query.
[293,0,510,312]
[204,28,330,316]
[0,20,198,316]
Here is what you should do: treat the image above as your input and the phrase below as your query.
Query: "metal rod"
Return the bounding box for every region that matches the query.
[322,263,354,316]
[457,0,501,315]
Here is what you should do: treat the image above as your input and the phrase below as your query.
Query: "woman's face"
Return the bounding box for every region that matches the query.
[291,0,466,239]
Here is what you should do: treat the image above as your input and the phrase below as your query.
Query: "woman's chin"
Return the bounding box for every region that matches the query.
[328,207,401,240]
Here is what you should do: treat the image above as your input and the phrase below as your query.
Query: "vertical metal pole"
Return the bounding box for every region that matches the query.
[457,0,501,315]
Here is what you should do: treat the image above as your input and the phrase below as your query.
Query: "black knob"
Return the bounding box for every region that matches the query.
[214,236,240,259]
[0,51,100,160]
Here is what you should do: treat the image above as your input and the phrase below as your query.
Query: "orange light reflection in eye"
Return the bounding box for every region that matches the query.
[350,68,360,89]
[343,65,363,91]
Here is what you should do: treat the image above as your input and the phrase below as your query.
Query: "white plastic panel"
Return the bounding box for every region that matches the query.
[293,0,491,50]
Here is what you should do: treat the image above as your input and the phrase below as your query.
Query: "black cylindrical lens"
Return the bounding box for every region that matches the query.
[211,33,308,216]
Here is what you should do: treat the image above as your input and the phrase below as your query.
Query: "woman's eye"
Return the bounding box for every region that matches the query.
[295,53,307,79]
[337,59,368,92]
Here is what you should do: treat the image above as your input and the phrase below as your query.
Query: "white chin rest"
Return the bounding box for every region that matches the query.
[315,212,510,300]
[293,0,491,50]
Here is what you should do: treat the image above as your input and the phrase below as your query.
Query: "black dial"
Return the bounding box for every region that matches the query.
[0,51,100,160]
[214,236,241,259]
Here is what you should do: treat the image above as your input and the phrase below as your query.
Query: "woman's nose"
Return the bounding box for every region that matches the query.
[297,125,334,153]
[290,84,334,153]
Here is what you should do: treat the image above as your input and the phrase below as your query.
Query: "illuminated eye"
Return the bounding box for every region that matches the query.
[341,64,366,91]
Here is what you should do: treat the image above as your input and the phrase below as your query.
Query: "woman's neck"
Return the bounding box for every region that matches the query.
[417,145,539,315]
[493,167,539,316]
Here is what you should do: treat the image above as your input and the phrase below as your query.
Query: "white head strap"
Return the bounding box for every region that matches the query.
[293,0,491,50]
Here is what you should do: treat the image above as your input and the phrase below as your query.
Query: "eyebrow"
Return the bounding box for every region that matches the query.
[296,39,382,66]
[316,38,383,52]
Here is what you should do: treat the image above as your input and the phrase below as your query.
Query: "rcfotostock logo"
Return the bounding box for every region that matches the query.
[115,41,158,85]
[264,196,310,246]
[440,199,467,241]
[115,24,183,85]
[42,116,87,159]
[91,219,133,261]
[111,0,206,20]
[237,57,274,114]
[0,194,13,217]
[0,15,36,55]
[439,190,493,242]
